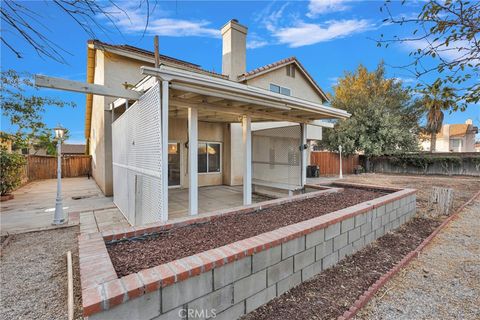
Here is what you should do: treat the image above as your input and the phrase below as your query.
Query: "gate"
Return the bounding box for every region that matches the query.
[252,125,302,188]
[112,82,164,225]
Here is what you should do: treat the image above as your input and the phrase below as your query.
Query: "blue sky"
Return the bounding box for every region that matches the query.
[1,0,478,144]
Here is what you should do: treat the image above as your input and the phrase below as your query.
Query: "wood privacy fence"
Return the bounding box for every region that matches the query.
[310,151,360,175]
[22,155,91,182]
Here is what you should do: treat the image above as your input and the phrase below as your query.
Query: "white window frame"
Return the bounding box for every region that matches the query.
[269,83,292,96]
[198,141,222,175]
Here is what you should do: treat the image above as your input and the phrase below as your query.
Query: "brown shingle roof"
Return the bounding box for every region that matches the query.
[88,40,227,79]
[62,144,85,154]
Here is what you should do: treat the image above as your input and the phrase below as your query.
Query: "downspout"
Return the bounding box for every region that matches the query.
[84,45,96,155]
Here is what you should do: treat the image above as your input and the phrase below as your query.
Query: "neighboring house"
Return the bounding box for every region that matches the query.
[475,141,480,152]
[61,143,86,155]
[420,119,478,152]
[86,19,349,224]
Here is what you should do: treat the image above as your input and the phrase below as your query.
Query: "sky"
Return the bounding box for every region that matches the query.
[1,0,479,144]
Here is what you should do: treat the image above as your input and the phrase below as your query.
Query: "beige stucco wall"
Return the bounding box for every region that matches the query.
[245,65,324,104]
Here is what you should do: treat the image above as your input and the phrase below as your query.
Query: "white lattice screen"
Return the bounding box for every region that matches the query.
[112,82,164,225]
[252,125,302,188]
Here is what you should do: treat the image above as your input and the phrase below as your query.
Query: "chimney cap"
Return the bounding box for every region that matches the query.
[221,19,248,35]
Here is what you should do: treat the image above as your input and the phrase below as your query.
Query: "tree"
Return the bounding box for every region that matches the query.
[379,0,480,109]
[320,63,422,163]
[1,1,155,64]
[420,84,457,152]
[0,69,75,152]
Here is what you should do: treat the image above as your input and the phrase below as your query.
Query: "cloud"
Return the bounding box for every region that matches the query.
[402,38,477,62]
[273,19,374,47]
[104,4,219,38]
[247,39,269,49]
[307,0,352,17]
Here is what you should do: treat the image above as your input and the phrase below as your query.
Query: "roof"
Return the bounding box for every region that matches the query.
[237,56,329,102]
[87,40,226,78]
[62,143,85,154]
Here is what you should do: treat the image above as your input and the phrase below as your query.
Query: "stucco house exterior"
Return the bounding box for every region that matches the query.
[85,19,349,224]
[420,119,478,152]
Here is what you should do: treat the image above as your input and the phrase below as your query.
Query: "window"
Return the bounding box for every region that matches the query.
[269,83,291,96]
[198,142,221,173]
[450,139,462,152]
[286,65,295,78]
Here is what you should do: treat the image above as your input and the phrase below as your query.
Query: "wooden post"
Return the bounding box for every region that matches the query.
[243,115,252,205]
[188,107,198,216]
[154,35,160,69]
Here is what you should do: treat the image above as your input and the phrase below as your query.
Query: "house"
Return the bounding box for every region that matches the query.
[420,119,478,152]
[61,143,86,155]
[85,19,349,224]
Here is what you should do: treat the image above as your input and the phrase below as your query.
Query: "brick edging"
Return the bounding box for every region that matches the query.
[338,190,480,320]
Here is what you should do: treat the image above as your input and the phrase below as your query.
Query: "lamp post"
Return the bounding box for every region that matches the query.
[339,145,343,179]
[53,126,66,225]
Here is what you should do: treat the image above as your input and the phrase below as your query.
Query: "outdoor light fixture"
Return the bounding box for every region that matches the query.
[53,125,66,225]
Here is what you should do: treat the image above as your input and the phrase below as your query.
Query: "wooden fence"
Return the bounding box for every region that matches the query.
[22,155,91,182]
[310,151,360,176]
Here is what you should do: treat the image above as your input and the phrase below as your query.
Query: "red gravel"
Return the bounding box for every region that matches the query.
[108,188,386,277]
[242,217,441,320]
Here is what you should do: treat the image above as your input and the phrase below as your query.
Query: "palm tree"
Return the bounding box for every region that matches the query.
[421,84,456,152]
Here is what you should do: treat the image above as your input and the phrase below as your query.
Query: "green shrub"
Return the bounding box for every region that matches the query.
[0,150,26,195]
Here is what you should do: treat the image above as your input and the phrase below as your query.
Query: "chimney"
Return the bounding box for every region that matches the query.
[221,19,247,80]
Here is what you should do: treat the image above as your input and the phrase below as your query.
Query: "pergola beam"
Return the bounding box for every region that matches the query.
[35,75,142,100]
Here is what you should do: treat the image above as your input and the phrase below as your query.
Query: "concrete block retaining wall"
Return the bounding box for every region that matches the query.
[80,183,416,320]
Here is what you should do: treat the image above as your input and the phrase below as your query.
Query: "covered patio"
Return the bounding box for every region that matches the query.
[109,64,350,226]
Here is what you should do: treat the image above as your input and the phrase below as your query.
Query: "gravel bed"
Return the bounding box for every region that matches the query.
[108,188,386,277]
[355,198,480,320]
[242,217,441,320]
[0,227,83,320]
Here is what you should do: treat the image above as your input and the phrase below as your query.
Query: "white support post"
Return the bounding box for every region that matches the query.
[339,145,343,179]
[300,124,307,187]
[161,80,169,221]
[242,115,252,205]
[188,107,198,216]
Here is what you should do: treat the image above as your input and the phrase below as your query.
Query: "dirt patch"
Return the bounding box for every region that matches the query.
[242,217,441,320]
[108,188,386,277]
[0,227,83,320]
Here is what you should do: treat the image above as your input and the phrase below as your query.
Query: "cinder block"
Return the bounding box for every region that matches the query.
[91,290,160,320]
[162,271,213,313]
[333,233,348,251]
[214,257,252,289]
[381,214,390,226]
[233,269,266,303]
[267,257,293,286]
[151,306,184,320]
[293,248,315,272]
[348,227,361,244]
[376,206,386,217]
[365,232,375,244]
[315,239,333,261]
[341,217,354,233]
[355,213,366,227]
[277,271,301,296]
[325,223,340,240]
[360,222,372,237]
[282,237,305,259]
[366,210,373,223]
[353,237,365,251]
[252,246,281,273]
[384,222,392,233]
[338,244,353,259]
[372,217,382,230]
[375,226,385,239]
[392,218,400,229]
[187,285,233,317]
[213,302,245,320]
[301,260,322,282]
[245,285,276,313]
[306,229,324,248]
[322,252,338,270]
[389,210,397,221]
[386,202,394,212]
[394,199,401,209]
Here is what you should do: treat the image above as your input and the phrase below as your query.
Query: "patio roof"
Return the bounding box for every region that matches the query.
[133,65,350,124]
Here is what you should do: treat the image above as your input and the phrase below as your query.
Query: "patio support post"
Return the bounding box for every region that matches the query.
[188,107,198,215]
[161,80,169,221]
[242,115,252,205]
[300,123,307,187]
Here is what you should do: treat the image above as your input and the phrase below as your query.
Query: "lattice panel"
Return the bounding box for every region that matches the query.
[112,82,163,225]
[252,125,302,187]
